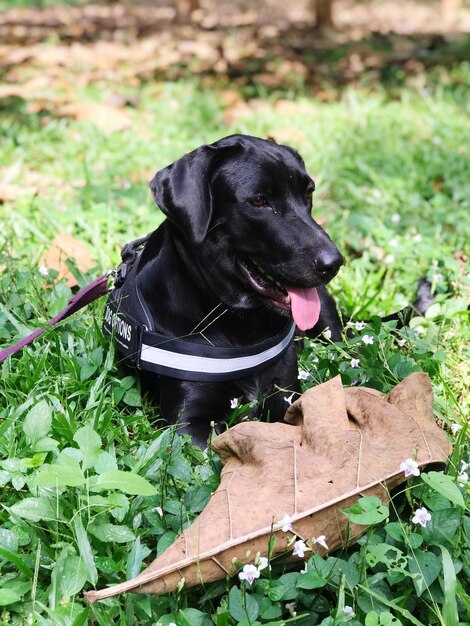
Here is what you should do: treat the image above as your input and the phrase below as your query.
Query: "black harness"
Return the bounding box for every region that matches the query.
[103,235,296,382]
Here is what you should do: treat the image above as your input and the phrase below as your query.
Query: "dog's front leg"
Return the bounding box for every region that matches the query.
[159,378,238,448]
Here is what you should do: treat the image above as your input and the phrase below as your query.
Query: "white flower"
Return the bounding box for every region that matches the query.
[278,514,293,533]
[284,393,295,406]
[285,601,297,616]
[355,321,366,331]
[412,507,432,528]
[400,458,420,477]
[397,338,407,347]
[457,461,469,483]
[350,358,360,369]
[451,423,463,434]
[292,540,308,558]
[169,623,177,626]
[389,238,399,248]
[323,329,332,340]
[343,605,355,618]
[391,213,401,224]
[313,535,328,550]
[39,266,49,276]
[257,556,270,570]
[230,398,239,409]
[415,325,426,335]
[413,234,422,243]
[297,370,309,380]
[362,335,374,345]
[238,563,260,585]
[384,254,395,265]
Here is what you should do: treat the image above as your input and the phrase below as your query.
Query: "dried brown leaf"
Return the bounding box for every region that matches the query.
[39,233,94,287]
[59,102,132,133]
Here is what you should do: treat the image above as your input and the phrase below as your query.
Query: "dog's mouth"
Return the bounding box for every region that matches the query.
[240,259,321,331]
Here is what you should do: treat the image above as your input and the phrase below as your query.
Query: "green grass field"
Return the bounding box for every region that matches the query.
[0,57,469,626]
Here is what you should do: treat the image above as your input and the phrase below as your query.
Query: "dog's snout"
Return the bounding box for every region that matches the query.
[314,248,344,282]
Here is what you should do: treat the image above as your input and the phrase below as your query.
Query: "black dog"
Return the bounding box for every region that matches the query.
[106,134,346,446]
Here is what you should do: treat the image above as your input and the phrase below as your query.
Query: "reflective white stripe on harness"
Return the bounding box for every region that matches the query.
[139,322,296,375]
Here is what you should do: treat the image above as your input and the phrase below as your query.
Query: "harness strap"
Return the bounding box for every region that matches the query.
[103,295,296,382]
[0,273,111,365]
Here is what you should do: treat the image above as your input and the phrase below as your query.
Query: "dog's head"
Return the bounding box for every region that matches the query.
[149,134,343,331]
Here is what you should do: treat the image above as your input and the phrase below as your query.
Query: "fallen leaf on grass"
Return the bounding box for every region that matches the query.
[59,102,132,133]
[39,233,94,287]
[270,127,308,146]
[0,182,35,203]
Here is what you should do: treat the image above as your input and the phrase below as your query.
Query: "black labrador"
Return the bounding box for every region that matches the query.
[108,134,349,446]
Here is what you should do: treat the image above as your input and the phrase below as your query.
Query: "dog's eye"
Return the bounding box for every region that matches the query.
[251,195,270,208]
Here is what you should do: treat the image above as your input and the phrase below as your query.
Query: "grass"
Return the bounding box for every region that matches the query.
[0,69,469,626]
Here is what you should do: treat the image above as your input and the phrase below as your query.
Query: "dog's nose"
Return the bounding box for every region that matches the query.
[314,249,344,282]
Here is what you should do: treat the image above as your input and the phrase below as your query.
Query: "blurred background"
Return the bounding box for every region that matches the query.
[1,0,469,99]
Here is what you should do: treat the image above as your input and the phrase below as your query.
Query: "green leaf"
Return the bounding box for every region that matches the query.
[266,580,285,602]
[8,496,59,522]
[366,544,406,569]
[0,547,33,577]
[420,508,462,546]
[34,458,85,488]
[34,436,59,452]
[228,586,246,623]
[71,608,89,626]
[278,572,300,600]
[341,496,389,525]
[168,455,192,483]
[92,470,157,496]
[22,399,52,450]
[52,554,88,597]
[0,589,21,606]
[73,424,102,471]
[123,388,141,407]
[365,611,402,626]
[421,471,465,508]
[157,531,177,554]
[228,586,259,623]
[88,523,135,543]
[408,550,442,596]
[184,484,212,513]
[296,571,327,589]
[94,450,118,474]
[126,536,151,580]
[73,517,98,585]
[0,528,18,552]
[440,545,458,626]
[108,492,130,522]
[177,608,211,626]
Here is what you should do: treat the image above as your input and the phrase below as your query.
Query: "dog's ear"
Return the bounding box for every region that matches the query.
[148,145,218,245]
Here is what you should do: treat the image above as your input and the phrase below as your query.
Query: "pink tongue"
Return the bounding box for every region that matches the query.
[287,287,321,331]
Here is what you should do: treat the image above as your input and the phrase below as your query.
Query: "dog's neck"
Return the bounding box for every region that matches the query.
[136,224,288,348]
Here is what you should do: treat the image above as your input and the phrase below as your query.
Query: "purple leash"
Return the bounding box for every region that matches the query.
[0,273,111,364]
